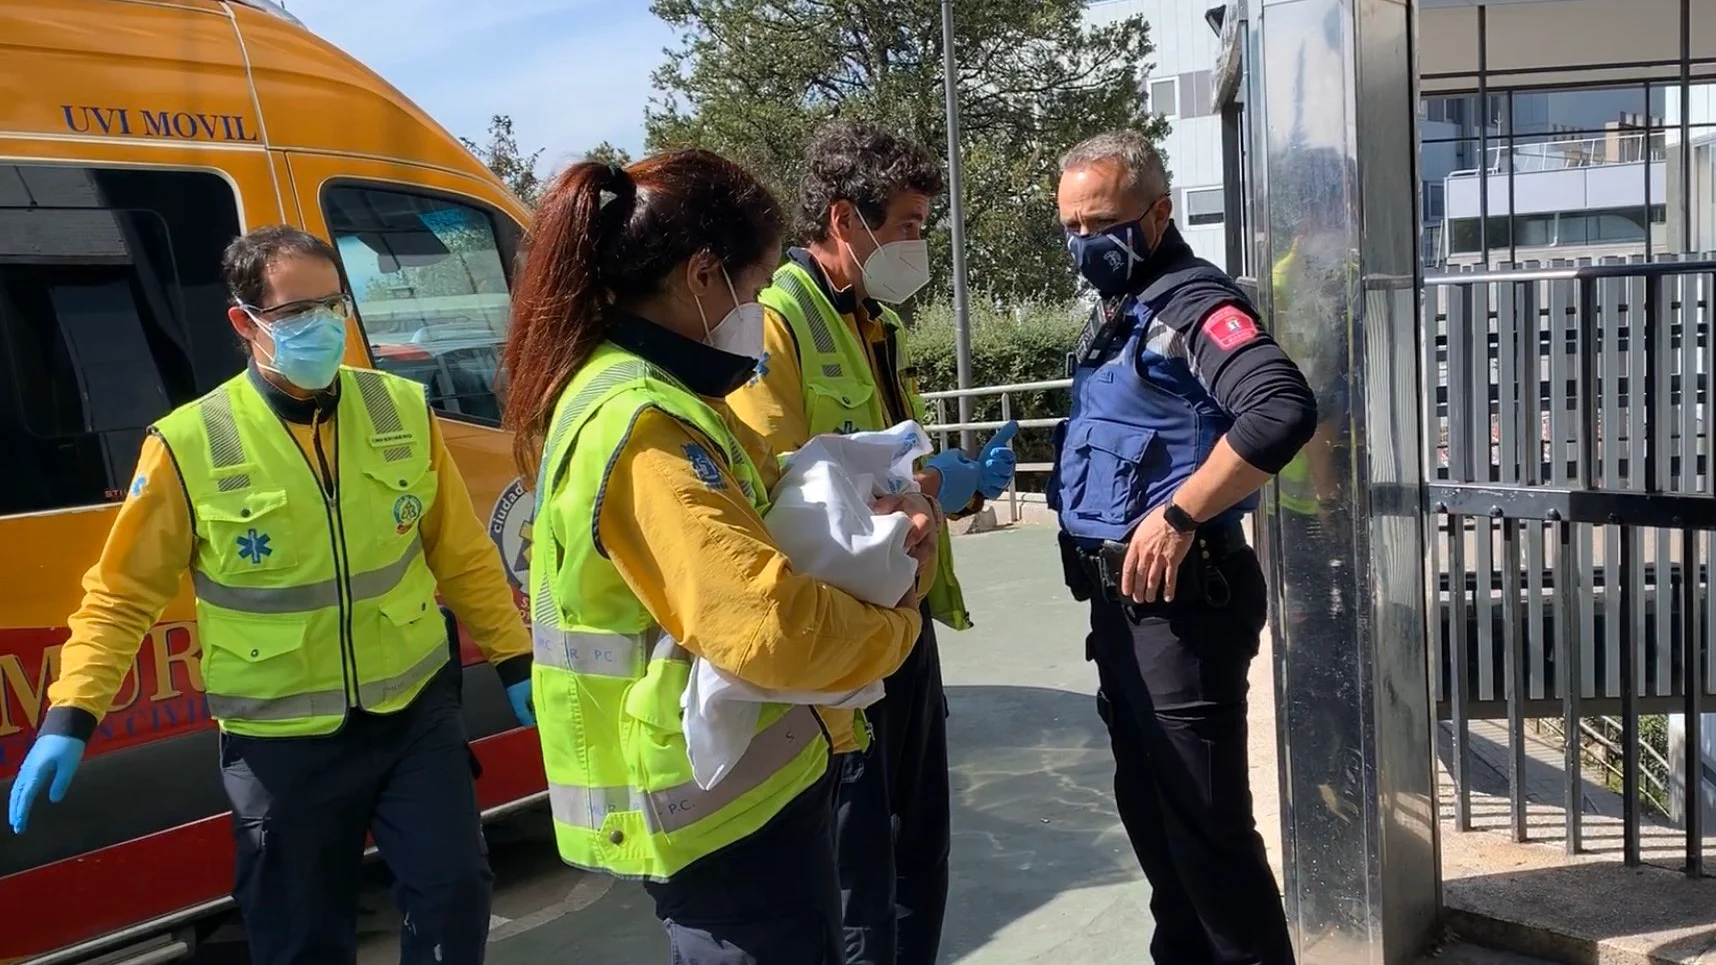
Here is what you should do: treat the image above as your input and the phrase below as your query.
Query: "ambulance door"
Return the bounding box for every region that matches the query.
[282,153,544,802]
[0,143,287,959]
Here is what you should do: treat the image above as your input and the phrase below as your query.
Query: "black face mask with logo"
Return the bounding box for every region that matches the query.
[1066,220,1151,297]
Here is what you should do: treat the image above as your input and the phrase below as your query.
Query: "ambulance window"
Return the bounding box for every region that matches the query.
[0,164,244,515]
[323,185,517,423]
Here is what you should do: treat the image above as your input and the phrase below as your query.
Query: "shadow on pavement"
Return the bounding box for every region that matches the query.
[939,683,1142,962]
[187,681,1141,964]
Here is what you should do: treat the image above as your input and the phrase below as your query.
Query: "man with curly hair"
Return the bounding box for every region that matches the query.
[728,121,1017,965]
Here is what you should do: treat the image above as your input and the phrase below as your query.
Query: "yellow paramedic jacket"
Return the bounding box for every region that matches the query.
[40,368,531,741]
[727,249,947,609]
[590,316,921,754]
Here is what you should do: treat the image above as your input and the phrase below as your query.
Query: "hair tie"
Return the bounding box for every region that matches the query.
[598,162,633,211]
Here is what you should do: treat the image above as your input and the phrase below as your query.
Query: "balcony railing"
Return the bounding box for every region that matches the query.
[1447,131,1666,178]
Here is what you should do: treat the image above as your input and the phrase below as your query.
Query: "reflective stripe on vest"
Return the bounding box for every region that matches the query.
[192,533,424,613]
[531,625,690,677]
[547,705,821,834]
[763,261,971,630]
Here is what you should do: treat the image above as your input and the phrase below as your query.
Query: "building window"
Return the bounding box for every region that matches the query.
[1182,187,1226,226]
[1180,70,1215,117]
[0,164,244,515]
[323,186,520,424]
[1151,78,1179,119]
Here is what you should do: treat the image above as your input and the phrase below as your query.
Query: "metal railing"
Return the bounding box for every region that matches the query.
[1537,715,1674,818]
[919,378,1069,524]
[1425,255,1716,874]
[1446,130,1666,177]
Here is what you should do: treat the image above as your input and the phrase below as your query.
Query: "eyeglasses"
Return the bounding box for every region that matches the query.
[244,292,355,321]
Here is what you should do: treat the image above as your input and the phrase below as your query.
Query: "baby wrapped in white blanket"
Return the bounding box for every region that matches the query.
[678,421,932,790]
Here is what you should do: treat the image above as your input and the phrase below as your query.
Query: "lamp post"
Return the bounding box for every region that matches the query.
[940,0,975,452]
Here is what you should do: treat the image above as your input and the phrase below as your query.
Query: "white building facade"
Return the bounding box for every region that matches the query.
[1085,0,1230,265]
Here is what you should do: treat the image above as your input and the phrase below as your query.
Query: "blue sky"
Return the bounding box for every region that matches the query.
[283,0,671,174]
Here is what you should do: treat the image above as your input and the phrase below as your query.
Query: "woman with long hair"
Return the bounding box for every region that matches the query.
[502,149,930,963]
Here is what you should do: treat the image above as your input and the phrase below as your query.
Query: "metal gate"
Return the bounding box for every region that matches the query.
[1425,255,1716,871]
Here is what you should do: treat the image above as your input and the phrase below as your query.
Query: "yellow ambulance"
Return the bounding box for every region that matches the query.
[0,1,543,960]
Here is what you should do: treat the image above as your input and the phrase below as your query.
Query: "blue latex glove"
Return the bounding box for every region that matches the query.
[977,421,1019,500]
[506,680,536,726]
[925,447,981,513]
[9,735,86,835]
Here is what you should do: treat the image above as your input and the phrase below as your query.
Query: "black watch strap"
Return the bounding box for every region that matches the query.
[1163,501,1199,534]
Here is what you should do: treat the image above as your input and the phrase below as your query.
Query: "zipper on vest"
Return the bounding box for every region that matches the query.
[306,409,359,707]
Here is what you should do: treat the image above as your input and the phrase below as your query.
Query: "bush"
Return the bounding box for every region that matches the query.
[905,299,1085,470]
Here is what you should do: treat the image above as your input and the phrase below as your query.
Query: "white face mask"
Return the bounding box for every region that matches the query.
[697,265,767,360]
[859,219,931,304]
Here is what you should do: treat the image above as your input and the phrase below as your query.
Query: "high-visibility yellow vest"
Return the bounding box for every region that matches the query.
[530,342,830,881]
[759,260,970,630]
[153,367,447,738]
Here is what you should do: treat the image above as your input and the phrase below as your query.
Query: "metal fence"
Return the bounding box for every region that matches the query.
[1424,255,1716,872]
[920,379,1069,524]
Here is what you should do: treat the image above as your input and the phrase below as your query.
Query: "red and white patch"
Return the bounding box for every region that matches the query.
[1203,305,1261,351]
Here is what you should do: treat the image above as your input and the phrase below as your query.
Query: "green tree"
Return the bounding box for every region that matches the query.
[644,0,1169,303]
[583,141,635,167]
[460,114,545,205]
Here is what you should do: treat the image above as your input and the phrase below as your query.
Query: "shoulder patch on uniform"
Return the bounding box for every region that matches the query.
[747,351,771,386]
[1203,305,1261,352]
[683,443,727,491]
[128,474,148,499]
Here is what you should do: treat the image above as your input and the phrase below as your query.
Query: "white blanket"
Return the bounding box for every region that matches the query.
[679,421,932,790]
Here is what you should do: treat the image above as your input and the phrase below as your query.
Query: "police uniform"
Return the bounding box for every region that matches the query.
[529,313,921,963]
[1049,225,1313,965]
[41,366,532,965]
[729,249,964,965]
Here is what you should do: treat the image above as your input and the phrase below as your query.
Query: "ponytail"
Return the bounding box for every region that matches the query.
[502,161,636,480]
[501,149,786,482]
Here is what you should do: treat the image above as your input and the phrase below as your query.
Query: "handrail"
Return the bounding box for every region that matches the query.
[920,378,1073,523]
[919,378,1072,400]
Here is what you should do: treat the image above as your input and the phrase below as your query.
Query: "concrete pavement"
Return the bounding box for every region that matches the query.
[189,524,1550,964]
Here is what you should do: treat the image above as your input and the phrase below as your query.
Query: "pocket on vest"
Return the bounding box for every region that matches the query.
[618,658,696,824]
[195,490,298,575]
[203,613,311,694]
[362,463,438,550]
[1067,420,1164,526]
[807,380,877,436]
[375,569,448,655]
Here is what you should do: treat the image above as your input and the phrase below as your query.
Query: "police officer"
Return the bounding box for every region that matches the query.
[7,225,535,965]
[727,121,1018,965]
[500,150,930,964]
[1050,131,1317,965]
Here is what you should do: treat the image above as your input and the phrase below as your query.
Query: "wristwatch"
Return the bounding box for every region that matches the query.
[1162,501,1200,534]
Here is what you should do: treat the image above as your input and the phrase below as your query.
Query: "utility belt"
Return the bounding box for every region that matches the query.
[1058,520,1246,610]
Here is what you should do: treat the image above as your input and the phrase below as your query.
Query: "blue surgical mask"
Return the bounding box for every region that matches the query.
[1067,221,1150,297]
[253,306,348,390]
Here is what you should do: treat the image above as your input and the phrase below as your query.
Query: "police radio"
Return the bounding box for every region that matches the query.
[1066,296,1134,378]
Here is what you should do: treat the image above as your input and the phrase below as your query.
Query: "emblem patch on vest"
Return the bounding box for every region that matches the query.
[487,480,534,593]
[237,528,272,565]
[683,443,726,491]
[129,474,147,499]
[393,493,425,534]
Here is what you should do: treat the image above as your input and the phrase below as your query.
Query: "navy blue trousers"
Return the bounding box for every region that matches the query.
[643,768,844,964]
[220,676,493,965]
[833,604,951,965]
[1086,544,1294,965]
